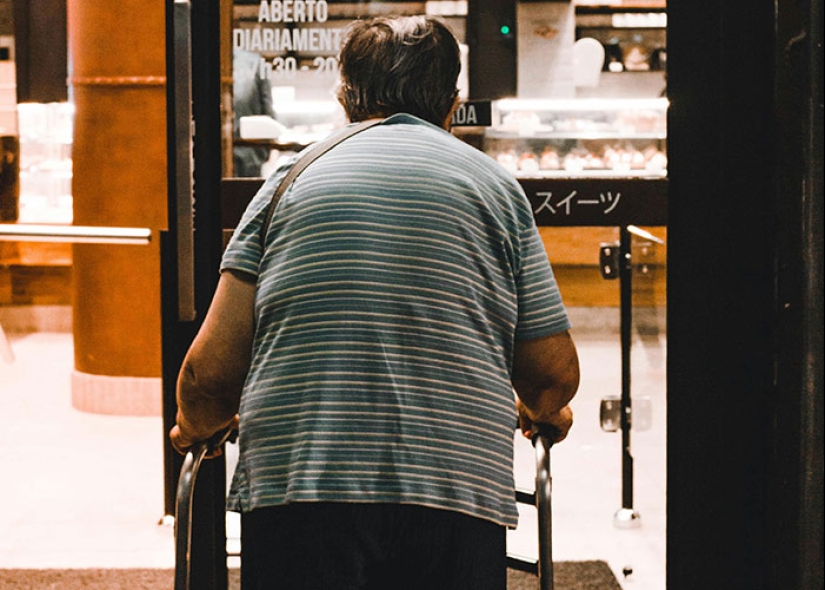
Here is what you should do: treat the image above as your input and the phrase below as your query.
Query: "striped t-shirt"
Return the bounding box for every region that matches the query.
[222,113,570,527]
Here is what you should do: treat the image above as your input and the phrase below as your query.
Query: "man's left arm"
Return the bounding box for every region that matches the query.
[169,269,255,453]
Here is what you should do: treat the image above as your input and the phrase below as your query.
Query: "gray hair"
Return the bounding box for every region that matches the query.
[336,16,461,126]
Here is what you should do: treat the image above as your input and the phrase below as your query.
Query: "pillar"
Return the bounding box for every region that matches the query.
[67,1,167,415]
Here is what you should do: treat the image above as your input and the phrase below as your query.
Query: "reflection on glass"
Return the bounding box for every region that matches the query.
[233,49,278,178]
[228,1,468,178]
[230,1,350,177]
[16,103,74,223]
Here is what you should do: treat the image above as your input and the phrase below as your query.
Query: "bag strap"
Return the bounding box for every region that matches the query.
[261,118,385,242]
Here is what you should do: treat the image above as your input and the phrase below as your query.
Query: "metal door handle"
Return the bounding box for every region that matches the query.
[0,223,152,244]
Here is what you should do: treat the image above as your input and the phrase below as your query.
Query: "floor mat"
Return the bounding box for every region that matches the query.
[0,562,623,589]
[507,561,624,590]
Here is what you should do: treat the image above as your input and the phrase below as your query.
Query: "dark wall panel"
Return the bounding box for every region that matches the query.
[13,0,68,103]
[467,0,516,99]
[667,0,823,588]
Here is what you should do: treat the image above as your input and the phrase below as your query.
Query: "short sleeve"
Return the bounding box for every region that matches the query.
[514,219,571,340]
[220,159,294,277]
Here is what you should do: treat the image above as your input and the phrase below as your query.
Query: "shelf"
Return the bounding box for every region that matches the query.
[514,169,666,179]
[495,97,668,111]
[19,169,73,179]
[486,131,667,141]
[575,3,666,15]
[234,139,310,151]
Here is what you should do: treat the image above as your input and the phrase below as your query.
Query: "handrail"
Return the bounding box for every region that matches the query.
[0,223,152,245]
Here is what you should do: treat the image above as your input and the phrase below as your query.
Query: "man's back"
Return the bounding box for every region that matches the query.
[222,114,570,527]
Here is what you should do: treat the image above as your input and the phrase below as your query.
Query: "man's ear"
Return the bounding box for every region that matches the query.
[442,94,461,130]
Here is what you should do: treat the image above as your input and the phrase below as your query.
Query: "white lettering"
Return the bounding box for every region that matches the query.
[293,0,305,22]
[467,106,478,124]
[452,104,478,125]
[234,25,343,53]
[316,1,328,22]
[262,27,276,52]
[279,29,292,51]
[258,57,272,79]
[316,28,341,52]
[257,1,328,24]
[258,1,271,22]
[292,28,307,51]
[308,28,319,51]
[304,1,316,20]
[249,27,262,51]
[233,28,247,50]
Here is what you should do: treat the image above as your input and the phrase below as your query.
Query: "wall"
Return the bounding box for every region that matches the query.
[11,0,68,103]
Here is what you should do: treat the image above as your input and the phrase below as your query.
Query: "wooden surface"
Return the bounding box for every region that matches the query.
[0,226,666,310]
[0,242,72,305]
[541,226,667,307]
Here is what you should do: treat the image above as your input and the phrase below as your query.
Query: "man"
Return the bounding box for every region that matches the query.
[233,48,277,177]
[170,15,579,590]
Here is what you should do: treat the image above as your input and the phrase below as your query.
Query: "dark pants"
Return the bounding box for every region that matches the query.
[240,502,506,590]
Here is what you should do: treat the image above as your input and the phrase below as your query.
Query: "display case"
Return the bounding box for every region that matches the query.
[481,97,668,178]
[223,96,669,309]
[231,96,669,227]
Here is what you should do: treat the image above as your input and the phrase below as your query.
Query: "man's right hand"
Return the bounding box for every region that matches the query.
[517,399,573,443]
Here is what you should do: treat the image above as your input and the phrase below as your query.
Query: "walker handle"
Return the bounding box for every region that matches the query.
[174,427,237,590]
[532,425,558,590]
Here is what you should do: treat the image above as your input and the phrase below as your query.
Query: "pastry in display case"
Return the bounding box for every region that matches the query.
[482,98,668,178]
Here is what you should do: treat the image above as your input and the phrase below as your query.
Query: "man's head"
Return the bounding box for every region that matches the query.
[336,16,461,128]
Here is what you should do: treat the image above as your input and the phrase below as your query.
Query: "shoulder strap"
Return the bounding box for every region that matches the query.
[261,118,385,242]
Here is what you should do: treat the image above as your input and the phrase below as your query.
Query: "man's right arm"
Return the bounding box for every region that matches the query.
[511,330,580,442]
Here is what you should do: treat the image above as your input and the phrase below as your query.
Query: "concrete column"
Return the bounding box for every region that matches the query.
[67,0,167,415]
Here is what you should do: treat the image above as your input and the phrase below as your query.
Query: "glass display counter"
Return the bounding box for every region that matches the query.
[232,96,669,226]
[451,97,668,227]
[482,97,668,178]
[223,95,668,312]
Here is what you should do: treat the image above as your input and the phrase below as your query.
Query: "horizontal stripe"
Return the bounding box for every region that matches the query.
[221,114,570,528]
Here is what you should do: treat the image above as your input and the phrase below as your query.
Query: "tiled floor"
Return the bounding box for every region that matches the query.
[0,312,666,589]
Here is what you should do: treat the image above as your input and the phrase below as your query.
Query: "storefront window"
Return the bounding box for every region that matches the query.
[220,4,668,588]
[228,1,468,178]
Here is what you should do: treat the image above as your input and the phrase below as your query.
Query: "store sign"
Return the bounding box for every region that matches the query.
[520,177,668,227]
[233,1,344,82]
[451,100,492,127]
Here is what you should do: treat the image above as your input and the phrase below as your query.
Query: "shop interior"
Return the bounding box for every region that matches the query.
[0,1,751,589]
